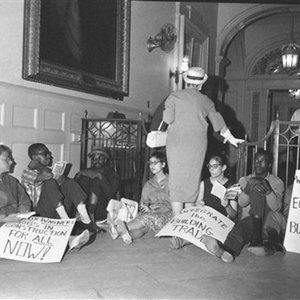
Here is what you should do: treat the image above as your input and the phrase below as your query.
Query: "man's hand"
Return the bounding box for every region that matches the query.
[76,169,103,180]
[253,180,272,195]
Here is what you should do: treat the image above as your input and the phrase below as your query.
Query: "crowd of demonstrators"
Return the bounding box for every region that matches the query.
[161,67,244,219]
[75,147,119,222]
[0,67,295,262]
[107,151,172,244]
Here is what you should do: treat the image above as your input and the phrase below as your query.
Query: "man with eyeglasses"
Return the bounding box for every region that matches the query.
[21,143,102,238]
[201,149,285,263]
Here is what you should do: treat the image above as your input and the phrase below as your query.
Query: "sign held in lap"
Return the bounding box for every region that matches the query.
[156,206,234,253]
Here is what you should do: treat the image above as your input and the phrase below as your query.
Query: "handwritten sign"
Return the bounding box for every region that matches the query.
[284,170,300,254]
[106,198,138,223]
[156,206,234,253]
[0,217,75,263]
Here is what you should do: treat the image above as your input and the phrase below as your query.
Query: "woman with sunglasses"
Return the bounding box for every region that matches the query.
[196,153,238,220]
[108,151,172,244]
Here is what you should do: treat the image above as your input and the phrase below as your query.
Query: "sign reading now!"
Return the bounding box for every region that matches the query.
[156,206,234,253]
[284,170,300,254]
[0,217,75,263]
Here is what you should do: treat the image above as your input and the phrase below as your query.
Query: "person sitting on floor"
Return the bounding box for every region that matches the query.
[0,144,31,221]
[196,153,238,220]
[107,151,172,244]
[200,148,285,263]
[75,147,119,222]
[170,153,240,250]
[21,143,102,239]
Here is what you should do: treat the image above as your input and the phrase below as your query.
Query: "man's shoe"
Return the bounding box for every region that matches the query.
[79,221,105,234]
[69,229,90,250]
[247,245,275,256]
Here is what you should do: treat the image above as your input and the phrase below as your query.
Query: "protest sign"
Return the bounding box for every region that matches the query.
[284,170,300,254]
[156,206,235,253]
[106,198,138,223]
[0,216,75,263]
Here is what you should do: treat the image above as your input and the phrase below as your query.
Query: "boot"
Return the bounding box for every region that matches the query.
[266,229,286,255]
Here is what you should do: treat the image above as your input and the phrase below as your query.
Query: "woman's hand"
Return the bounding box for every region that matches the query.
[139,204,150,213]
[195,199,205,207]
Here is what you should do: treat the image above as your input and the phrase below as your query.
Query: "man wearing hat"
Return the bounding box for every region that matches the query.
[75,147,119,222]
[162,67,243,225]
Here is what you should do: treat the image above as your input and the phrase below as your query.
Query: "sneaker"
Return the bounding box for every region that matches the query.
[69,229,90,250]
[116,220,132,244]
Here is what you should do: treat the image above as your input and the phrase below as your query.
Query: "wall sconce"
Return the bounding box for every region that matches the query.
[147,23,177,53]
[169,56,190,85]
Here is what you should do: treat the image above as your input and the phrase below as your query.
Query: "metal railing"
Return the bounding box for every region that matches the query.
[236,119,300,188]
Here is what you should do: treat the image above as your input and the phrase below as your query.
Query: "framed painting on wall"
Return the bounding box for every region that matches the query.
[22,0,131,100]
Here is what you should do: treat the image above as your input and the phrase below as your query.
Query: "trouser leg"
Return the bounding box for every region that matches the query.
[222,216,253,256]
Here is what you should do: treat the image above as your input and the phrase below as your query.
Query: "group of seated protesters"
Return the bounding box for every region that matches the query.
[0,142,292,262]
[0,143,119,250]
[108,148,291,264]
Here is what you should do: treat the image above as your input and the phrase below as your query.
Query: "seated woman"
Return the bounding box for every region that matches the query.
[108,151,172,244]
[196,153,238,220]
[170,153,240,250]
[0,144,31,221]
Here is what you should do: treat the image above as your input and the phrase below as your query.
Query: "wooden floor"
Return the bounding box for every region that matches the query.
[0,230,299,299]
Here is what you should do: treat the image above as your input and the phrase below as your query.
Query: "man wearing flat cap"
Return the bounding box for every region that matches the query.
[75,147,119,221]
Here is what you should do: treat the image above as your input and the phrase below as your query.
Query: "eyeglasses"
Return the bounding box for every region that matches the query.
[207,163,221,169]
[149,160,161,166]
[0,156,13,163]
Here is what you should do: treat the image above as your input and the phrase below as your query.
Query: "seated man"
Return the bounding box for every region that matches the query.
[201,149,285,263]
[0,144,31,220]
[75,147,119,221]
[21,143,102,236]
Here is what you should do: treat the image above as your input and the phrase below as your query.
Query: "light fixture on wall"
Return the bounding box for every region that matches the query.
[169,56,190,85]
[282,14,299,70]
[147,23,177,53]
[289,89,300,99]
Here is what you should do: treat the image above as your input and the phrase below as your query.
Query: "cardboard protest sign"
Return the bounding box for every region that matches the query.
[156,206,235,253]
[106,198,138,223]
[0,216,75,263]
[284,170,300,254]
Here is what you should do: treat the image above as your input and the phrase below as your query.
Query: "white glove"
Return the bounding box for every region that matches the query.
[220,129,245,148]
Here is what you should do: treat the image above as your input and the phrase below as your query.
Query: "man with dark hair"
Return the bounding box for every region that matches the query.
[21,143,102,237]
[201,149,285,263]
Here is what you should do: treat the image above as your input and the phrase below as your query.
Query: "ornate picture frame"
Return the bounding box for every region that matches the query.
[22,0,131,100]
